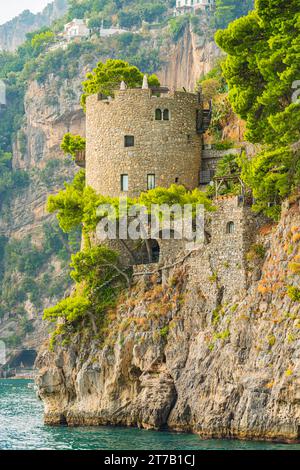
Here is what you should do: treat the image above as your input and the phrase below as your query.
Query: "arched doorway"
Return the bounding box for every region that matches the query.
[150,239,160,263]
[133,239,160,264]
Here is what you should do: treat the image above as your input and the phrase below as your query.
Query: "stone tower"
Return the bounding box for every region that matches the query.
[85,86,205,198]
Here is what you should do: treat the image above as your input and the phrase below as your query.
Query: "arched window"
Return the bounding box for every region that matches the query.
[155,108,162,120]
[226,221,235,234]
[163,109,170,121]
[147,174,156,190]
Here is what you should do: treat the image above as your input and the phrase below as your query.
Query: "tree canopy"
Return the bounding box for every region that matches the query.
[61,133,86,157]
[215,0,300,146]
[215,0,254,29]
[81,59,160,107]
[215,0,300,218]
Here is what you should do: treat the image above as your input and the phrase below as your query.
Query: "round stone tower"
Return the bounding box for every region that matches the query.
[85,87,203,198]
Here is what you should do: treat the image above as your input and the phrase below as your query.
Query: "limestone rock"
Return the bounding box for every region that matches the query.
[36,203,300,442]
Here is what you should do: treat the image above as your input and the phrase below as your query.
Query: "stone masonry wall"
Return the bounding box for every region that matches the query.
[159,196,260,304]
[131,197,262,304]
[208,196,259,301]
[86,89,203,198]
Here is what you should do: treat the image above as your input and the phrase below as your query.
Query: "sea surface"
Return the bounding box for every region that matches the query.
[0,379,300,450]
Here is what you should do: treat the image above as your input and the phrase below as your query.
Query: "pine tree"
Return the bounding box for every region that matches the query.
[215,0,300,219]
[215,0,254,29]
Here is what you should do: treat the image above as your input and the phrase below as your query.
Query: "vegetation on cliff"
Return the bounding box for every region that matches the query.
[66,0,173,29]
[61,133,86,157]
[0,3,166,344]
[0,0,276,349]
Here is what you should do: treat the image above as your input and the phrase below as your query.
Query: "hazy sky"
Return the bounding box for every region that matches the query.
[0,1,51,25]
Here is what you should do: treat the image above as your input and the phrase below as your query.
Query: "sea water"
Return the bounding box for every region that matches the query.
[0,379,299,450]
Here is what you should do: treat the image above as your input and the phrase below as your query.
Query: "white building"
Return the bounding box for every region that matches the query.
[64,19,90,40]
[99,25,128,38]
[0,80,6,108]
[175,0,215,15]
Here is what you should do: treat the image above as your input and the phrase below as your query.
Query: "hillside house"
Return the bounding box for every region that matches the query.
[64,19,90,40]
[175,0,215,15]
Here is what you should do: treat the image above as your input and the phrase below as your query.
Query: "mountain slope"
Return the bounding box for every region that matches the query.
[0,0,68,52]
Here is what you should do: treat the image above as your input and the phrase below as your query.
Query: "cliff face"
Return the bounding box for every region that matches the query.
[36,199,300,442]
[0,73,85,353]
[1,72,85,238]
[158,27,220,92]
[0,0,68,52]
[14,76,85,172]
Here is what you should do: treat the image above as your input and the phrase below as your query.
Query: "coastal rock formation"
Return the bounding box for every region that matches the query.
[36,198,300,442]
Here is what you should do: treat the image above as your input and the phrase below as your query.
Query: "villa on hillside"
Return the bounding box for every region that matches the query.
[175,0,215,15]
[63,18,129,41]
[63,19,90,40]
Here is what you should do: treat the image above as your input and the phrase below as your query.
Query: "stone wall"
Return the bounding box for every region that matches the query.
[156,196,261,302]
[130,196,263,303]
[200,147,242,185]
[208,196,259,301]
[86,89,203,198]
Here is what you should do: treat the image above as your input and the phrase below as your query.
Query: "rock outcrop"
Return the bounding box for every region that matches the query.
[158,26,221,92]
[36,199,300,442]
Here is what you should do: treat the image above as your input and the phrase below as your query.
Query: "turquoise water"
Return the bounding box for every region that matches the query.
[0,379,300,450]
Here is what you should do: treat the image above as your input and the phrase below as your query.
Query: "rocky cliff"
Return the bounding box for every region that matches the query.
[36,198,300,442]
[0,72,85,353]
[158,26,220,92]
[0,0,67,52]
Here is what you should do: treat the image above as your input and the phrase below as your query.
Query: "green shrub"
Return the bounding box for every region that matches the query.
[160,325,169,338]
[61,133,86,157]
[247,244,266,262]
[168,15,189,42]
[214,141,234,151]
[43,296,91,323]
[287,286,300,302]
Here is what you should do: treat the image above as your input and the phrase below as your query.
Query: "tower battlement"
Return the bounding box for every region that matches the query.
[87,87,202,105]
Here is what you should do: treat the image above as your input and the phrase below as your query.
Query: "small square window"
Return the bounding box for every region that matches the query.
[147,174,155,190]
[121,174,129,192]
[124,135,134,147]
